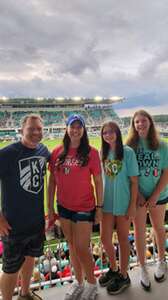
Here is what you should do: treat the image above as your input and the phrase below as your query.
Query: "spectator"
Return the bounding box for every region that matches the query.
[48,114,103,300]
[99,121,138,295]
[0,114,50,300]
[126,110,168,291]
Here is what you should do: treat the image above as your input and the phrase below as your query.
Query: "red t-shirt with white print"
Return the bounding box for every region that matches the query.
[49,145,101,211]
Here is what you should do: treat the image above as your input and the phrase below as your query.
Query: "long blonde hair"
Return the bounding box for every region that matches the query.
[126,110,160,150]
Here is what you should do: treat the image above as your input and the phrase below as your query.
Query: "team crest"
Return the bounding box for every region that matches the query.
[19,156,46,194]
[104,159,122,178]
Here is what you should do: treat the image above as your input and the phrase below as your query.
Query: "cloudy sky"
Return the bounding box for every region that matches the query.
[0,0,168,116]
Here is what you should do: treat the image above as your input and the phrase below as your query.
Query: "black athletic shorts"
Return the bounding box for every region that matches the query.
[2,229,45,274]
[57,204,96,223]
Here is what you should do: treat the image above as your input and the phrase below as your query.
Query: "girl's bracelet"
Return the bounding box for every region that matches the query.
[95,205,103,208]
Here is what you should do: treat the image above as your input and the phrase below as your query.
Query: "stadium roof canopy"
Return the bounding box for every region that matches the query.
[0,96,125,106]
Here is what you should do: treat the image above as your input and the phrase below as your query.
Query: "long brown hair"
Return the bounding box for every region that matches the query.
[101,121,124,166]
[126,110,160,150]
[57,126,90,168]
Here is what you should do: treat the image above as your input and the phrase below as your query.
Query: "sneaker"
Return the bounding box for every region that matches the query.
[64,280,84,300]
[17,291,42,300]
[154,259,167,282]
[80,282,98,300]
[140,265,151,291]
[107,273,131,295]
[98,268,119,287]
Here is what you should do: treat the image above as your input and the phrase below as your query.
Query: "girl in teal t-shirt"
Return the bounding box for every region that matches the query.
[126,109,168,291]
[98,121,139,295]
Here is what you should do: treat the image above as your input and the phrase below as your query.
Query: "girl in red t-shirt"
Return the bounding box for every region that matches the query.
[48,114,103,300]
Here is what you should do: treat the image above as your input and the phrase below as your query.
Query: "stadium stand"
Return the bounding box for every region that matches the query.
[0,97,124,139]
[0,227,167,299]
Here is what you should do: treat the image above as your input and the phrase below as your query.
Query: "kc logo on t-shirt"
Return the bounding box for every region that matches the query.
[104,159,122,178]
[19,156,46,194]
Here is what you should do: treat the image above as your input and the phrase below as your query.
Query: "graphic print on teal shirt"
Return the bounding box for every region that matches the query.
[136,139,168,200]
[137,147,160,178]
[104,159,122,178]
[103,146,139,215]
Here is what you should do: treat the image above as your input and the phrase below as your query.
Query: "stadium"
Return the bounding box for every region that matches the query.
[0,97,168,300]
[0,96,124,141]
[0,96,168,141]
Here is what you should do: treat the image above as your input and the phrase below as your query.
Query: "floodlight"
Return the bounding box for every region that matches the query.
[94,96,103,102]
[1,96,9,101]
[72,97,82,101]
[55,97,65,101]
[109,96,125,102]
[36,97,44,101]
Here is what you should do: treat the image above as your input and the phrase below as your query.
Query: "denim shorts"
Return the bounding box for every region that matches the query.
[2,229,45,274]
[157,197,168,205]
[57,204,95,223]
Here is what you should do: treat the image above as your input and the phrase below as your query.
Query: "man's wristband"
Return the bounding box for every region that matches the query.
[95,205,103,208]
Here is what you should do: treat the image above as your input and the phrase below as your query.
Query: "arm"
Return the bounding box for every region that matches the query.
[146,168,168,208]
[47,172,56,222]
[93,173,103,224]
[127,176,138,218]
[0,147,12,236]
[137,192,146,207]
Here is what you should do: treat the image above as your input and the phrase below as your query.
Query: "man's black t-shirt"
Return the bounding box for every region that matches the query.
[0,142,50,237]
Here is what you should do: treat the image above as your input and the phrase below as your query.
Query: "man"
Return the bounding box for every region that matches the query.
[0,114,50,300]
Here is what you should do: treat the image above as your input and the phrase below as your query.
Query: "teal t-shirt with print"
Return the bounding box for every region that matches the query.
[103,145,139,215]
[136,139,168,201]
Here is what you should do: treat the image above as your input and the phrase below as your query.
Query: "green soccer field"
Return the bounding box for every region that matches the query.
[1,136,168,150]
[0,136,101,151]
[43,136,101,151]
